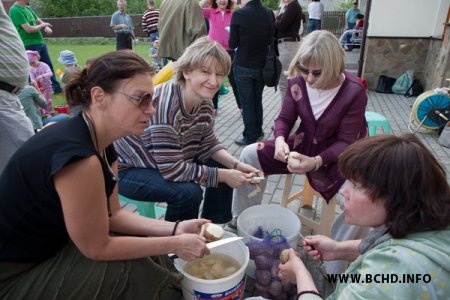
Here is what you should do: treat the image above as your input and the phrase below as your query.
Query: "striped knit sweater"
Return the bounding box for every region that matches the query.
[114,81,225,188]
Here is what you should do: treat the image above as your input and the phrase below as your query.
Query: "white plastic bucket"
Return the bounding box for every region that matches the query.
[236,204,301,278]
[173,231,249,300]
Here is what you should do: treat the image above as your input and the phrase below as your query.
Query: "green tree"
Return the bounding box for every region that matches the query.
[336,0,354,11]
[261,0,280,10]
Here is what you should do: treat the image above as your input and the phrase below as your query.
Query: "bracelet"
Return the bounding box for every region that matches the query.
[171,220,181,236]
[232,160,241,169]
[297,290,322,299]
[313,156,321,171]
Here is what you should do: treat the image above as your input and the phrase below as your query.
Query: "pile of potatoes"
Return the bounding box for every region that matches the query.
[184,253,240,280]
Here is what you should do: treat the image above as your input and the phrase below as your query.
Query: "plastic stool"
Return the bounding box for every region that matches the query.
[119,194,166,219]
[281,175,336,237]
[365,111,391,136]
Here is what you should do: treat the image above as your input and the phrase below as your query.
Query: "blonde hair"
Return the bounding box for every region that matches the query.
[288,30,345,89]
[174,36,231,85]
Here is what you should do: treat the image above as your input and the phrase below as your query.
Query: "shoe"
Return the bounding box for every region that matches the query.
[234,137,253,146]
[227,216,238,230]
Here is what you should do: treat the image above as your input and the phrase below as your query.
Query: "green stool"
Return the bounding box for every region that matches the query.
[119,194,166,219]
[365,111,391,136]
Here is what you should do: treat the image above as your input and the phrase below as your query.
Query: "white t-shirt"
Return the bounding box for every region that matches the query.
[308,2,324,20]
[307,75,345,120]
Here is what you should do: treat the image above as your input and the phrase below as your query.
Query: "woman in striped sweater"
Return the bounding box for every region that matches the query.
[115,37,259,223]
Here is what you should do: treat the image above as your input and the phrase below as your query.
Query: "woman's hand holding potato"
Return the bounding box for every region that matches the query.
[274,136,290,162]
[287,152,317,174]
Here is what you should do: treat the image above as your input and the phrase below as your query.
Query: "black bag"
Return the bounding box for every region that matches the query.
[263,43,282,89]
[404,79,424,97]
[262,10,282,90]
[375,75,396,94]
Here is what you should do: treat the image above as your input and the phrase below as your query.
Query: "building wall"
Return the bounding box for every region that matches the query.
[362,0,449,90]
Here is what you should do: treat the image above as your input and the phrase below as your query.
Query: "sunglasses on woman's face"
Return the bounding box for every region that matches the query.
[117,91,154,111]
[296,64,322,78]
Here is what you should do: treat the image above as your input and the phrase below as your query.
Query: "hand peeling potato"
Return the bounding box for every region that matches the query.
[202,223,225,242]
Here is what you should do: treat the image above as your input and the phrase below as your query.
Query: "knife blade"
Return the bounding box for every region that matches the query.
[168,237,243,260]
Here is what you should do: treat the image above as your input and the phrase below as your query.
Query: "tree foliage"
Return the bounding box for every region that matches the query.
[34,0,280,17]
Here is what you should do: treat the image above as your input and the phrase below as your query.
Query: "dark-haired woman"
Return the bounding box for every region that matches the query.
[0,51,210,299]
[199,0,240,114]
[279,134,450,299]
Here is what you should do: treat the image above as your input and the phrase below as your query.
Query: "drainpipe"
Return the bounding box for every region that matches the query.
[358,0,372,77]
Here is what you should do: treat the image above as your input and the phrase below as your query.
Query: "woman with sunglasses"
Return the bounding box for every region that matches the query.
[115,37,259,225]
[230,31,368,257]
[0,51,211,299]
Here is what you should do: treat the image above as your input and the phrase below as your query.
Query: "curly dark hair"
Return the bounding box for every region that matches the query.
[212,0,234,10]
[338,134,450,238]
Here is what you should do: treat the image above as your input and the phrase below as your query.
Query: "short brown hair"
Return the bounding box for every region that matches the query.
[339,134,450,238]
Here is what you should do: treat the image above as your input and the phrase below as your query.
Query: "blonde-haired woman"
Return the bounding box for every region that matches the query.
[275,0,302,101]
[230,31,368,253]
[115,36,259,224]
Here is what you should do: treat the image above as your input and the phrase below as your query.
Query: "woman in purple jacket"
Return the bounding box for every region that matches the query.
[230,31,368,272]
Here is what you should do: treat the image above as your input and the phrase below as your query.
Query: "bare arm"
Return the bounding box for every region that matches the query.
[54,156,209,261]
[20,21,50,33]
[303,235,361,262]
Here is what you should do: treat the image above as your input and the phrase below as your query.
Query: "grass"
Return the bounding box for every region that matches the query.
[46,40,230,108]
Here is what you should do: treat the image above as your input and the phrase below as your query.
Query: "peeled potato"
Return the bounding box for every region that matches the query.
[287,152,302,169]
[202,223,225,242]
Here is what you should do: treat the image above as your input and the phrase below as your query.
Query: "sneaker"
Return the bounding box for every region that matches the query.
[234,137,253,146]
[227,216,238,230]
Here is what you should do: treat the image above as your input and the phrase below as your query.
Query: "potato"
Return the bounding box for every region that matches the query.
[270,280,283,297]
[287,151,302,169]
[271,260,280,279]
[255,269,272,286]
[254,255,273,270]
[279,249,303,264]
[202,223,224,242]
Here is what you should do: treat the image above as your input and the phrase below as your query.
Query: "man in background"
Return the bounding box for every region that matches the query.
[0,1,34,175]
[110,0,136,50]
[345,1,361,29]
[9,0,62,94]
[158,0,206,61]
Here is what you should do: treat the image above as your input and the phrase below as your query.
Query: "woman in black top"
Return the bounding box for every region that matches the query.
[0,51,210,299]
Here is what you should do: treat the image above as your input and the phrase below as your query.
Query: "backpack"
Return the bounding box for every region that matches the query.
[392,70,414,95]
[375,75,396,94]
[404,79,424,97]
[262,10,282,90]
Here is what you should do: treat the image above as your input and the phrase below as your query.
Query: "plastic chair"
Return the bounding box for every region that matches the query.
[365,111,391,136]
[118,194,166,219]
[281,175,336,237]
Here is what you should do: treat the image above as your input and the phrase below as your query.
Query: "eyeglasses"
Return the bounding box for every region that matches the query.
[296,64,322,78]
[117,91,154,111]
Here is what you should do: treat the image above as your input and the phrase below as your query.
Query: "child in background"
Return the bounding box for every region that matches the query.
[148,35,163,70]
[18,85,48,132]
[57,50,81,85]
[26,50,53,118]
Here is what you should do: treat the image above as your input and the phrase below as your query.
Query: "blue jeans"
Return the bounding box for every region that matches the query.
[307,19,321,33]
[118,159,233,223]
[233,65,264,143]
[25,43,62,93]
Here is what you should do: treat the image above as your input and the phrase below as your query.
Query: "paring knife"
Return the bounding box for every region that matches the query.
[168,237,243,260]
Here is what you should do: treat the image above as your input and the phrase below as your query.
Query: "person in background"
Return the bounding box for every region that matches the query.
[26,50,53,118]
[279,134,450,299]
[158,0,206,61]
[142,0,160,41]
[199,0,241,116]
[115,37,260,224]
[230,32,369,270]
[148,35,163,70]
[275,0,302,102]
[110,0,136,50]
[307,0,324,33]
[9,0,62,94]
[345,1,360,30]
[18,84,47,132]
[229,0,274,146]
[57,50,81,86]
[0,50,210,300]
[342,14,364,51]
[0,1,34,175]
